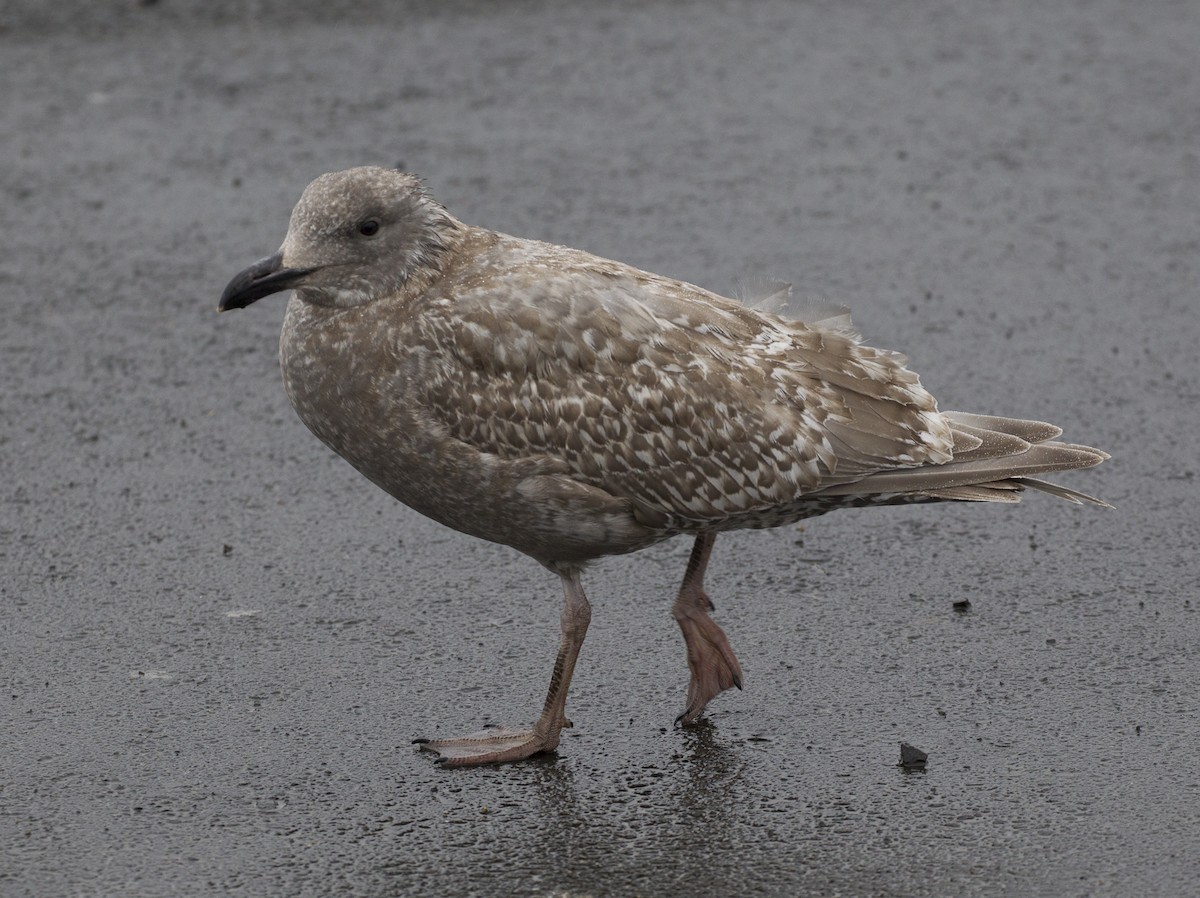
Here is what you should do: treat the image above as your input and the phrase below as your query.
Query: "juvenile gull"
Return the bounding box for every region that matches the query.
[219,166,1109,767]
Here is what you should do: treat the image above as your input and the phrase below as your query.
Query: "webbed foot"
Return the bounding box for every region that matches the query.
[415,723,565,767]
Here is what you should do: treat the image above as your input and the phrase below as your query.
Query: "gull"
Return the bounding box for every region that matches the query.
[219,167,1108,766]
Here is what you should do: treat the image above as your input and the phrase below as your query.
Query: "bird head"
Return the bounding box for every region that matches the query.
[218,166,458,312]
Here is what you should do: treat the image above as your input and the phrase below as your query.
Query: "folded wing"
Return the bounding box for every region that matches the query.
[410,239,964,530]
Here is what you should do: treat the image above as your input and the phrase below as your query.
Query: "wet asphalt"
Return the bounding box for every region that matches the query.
[3,2,1198,896]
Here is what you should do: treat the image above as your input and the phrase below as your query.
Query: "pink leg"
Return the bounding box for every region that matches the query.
[417,568,592,766]
[672,532,743,724]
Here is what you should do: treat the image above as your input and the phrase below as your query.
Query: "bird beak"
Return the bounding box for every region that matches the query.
[218,252,315,312]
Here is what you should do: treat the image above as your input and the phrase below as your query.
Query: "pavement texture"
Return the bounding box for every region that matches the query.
[2,1,1198,896]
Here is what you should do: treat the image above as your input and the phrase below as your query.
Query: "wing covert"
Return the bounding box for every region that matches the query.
[407,240,952,529]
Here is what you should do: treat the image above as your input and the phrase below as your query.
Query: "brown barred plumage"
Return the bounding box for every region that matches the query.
[219,167,1108,766]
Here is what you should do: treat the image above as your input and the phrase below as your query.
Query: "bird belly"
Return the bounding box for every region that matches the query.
[278,300,658,565]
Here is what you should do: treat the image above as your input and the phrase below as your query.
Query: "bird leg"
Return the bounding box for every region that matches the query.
[416,568,592,766]
[673,532,743,725]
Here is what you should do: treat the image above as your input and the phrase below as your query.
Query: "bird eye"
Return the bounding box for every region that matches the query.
[357,220,380,237]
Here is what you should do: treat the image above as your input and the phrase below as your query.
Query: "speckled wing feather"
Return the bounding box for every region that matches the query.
[410,233,953,531]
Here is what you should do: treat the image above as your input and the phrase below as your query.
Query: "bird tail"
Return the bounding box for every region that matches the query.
[810,411,1111,507]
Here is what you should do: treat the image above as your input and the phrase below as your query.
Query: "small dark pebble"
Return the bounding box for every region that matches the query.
[899,742,928,768]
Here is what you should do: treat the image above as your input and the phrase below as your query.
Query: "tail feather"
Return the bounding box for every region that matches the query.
[1014,477,1111,507]
[810,411,1109,508]
[919,482,1024,503]
[918,478,1109,507]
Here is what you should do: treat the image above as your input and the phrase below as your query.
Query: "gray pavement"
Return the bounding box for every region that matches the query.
[2,2,1198,895]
